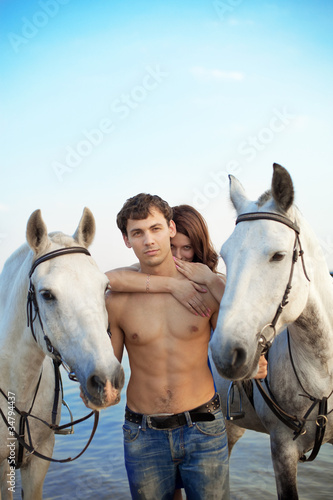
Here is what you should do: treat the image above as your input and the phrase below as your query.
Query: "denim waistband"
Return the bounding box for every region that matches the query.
[125,393,220,429]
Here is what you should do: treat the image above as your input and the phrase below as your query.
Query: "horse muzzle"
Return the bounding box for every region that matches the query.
[212,340,262,381]
[79,365,125,410]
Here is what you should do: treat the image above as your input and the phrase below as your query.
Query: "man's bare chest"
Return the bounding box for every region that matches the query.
[119,293,211,345]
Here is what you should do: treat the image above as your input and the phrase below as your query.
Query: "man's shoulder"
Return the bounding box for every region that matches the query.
[105,290,129,311]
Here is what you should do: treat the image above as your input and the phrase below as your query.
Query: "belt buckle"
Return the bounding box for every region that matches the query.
[146,413,176,429]
[146,414,165,429]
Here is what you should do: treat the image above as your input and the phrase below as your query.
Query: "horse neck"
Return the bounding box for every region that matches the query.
[289,210,333,391]
[0,244,46,403]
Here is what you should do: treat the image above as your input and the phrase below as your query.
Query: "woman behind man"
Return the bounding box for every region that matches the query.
[106,204,225,315]
[171,204,225,304]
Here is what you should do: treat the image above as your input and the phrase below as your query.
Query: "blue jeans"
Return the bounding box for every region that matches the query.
[123,404,229,500]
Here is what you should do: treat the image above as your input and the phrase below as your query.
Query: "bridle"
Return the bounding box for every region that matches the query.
[27,246,91,378]
[234,212,332,461]
[235,211,310,354]
[0,246,101,468]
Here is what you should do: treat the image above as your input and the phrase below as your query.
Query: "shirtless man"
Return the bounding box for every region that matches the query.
[107,193,266,500]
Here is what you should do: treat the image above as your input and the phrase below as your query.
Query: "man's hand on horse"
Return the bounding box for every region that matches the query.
[254,355,268,379]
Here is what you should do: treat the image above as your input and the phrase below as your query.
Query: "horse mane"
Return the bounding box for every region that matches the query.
[1,232,81,280]
[0,244,30,277]
[256,190,272,207]
[256,190,301,221]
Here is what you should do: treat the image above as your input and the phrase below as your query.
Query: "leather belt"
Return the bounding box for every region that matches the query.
[125,393,220,429]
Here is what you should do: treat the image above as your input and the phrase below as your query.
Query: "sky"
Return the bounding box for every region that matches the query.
[1,0,333,273]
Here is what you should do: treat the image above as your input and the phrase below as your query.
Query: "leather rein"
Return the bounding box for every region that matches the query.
[0,246,99,468]
[236,211,332,461]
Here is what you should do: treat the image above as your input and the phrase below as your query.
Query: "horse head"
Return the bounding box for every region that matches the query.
[26,207,125,410]
[211,164,312,380]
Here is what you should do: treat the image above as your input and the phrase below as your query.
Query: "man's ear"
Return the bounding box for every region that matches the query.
[123,233,132,248]
[169,220,176,238]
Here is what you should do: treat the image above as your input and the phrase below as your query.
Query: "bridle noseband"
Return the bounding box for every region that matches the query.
[27,246,91,373]
[235,211,310,354]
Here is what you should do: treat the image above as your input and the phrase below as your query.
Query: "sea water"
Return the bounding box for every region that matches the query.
[12,355,332,499]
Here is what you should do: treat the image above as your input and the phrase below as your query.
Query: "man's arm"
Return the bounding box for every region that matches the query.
[106,268,209,317]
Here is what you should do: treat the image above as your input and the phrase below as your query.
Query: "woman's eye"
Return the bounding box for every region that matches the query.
[40,290,55,301]
[105,284,112,294]
[270,252,286,262]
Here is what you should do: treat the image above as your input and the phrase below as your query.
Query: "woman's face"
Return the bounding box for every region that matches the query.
[170,232,195,261]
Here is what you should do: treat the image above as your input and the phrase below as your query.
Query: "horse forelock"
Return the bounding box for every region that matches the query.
[48,231,78,247]
[255,191,303,229]
[257,189,272,208]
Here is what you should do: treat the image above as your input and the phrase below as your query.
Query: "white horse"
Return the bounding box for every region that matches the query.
[0,208,125,500]
[210,164,333,500]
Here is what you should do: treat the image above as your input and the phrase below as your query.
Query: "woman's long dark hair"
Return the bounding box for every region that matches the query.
[172,205,219,273]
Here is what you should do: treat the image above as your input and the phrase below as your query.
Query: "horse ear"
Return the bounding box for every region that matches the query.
[229,174,249,214]
[73,207,96,248]
[271,163,294,212]
[26,209,50,254]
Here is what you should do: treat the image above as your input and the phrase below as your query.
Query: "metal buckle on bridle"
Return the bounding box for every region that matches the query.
[235,211,310,355]
[316,414,328,428]
[257,324,277,354]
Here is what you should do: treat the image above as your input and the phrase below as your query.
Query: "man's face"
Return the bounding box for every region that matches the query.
[123,208,176,267]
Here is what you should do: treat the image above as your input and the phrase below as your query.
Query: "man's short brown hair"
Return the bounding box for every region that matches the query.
[116,193,173,236]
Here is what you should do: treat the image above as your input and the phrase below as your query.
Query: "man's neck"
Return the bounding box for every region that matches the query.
[140,253,178,277]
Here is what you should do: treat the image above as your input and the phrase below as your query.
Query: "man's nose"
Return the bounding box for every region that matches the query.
[144,232,154,245]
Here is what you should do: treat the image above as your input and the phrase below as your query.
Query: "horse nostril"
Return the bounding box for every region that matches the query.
[231,347,246,369]
[87,374,106,397]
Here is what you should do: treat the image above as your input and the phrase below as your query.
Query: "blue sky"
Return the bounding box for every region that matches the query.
[1,0,333,272]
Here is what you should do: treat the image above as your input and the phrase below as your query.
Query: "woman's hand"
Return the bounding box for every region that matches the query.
[170,278,210,317]
[174,257,226,303]
[173,257,213,285]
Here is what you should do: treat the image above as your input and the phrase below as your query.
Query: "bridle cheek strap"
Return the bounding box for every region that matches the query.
[235,212,310,353]
[26,246,91,361]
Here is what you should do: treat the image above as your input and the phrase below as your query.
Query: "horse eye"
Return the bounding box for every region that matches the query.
[105,283,112,294]
[40,290,55,301]
[270,252,285,262]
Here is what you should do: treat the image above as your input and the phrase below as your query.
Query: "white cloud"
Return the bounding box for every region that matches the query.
[190,66,245,81]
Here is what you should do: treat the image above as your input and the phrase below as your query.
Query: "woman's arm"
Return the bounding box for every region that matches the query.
[105,268,210,317]
[173,258,226,303]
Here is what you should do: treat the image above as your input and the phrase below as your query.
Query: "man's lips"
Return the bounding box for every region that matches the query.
[145,249,159,256]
